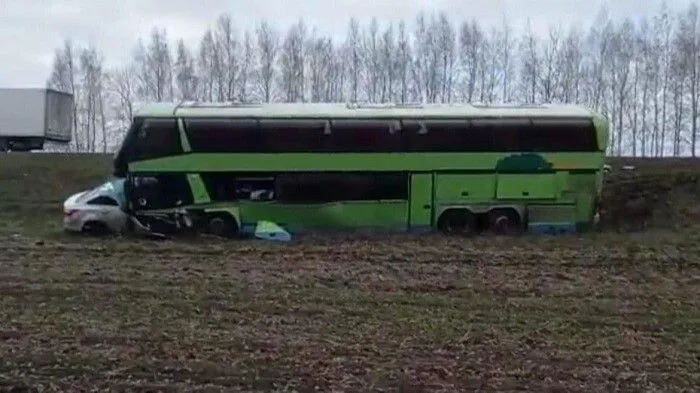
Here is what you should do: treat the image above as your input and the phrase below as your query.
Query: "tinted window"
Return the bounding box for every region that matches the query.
[128,174,194,211]
[185,119,259,152]
[260,119,325,152]
[403,118,597,152]
[86,196,119,206]
[373,173,408,199]
[200,173,237,201]
[527,119,599,151]
[276,172,408,202]
[130,118,181,161]
[178,116,599,153]
[474,119,530,151]
[403,120,469,151]
[200,173,276,201]
[325,120,401,152]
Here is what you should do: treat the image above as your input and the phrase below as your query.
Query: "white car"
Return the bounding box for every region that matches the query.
[63,179,129,235]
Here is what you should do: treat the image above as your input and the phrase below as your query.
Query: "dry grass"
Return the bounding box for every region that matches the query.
[0,153,698,392]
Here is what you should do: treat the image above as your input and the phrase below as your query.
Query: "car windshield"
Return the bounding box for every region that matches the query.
[78,179,126,208]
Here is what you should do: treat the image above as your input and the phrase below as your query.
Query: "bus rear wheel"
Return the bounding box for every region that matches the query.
[207,213,239,239]
[487,208,523,235]
[437,209,478,236]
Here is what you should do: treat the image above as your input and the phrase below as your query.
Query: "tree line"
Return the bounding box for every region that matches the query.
[46,2,700,157]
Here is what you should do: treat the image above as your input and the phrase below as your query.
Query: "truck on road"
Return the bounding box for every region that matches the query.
[0,88,73,151]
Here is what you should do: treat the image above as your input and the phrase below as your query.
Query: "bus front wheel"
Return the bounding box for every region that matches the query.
[437,209,478,236]
[206,213,239,239]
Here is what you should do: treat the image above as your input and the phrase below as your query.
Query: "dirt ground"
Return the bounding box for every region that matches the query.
[0,153,699,392]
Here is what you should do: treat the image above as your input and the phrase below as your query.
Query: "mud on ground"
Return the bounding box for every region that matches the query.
[0,234,698,392]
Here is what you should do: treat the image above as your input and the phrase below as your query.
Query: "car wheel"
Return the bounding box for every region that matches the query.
[82,221,110,236]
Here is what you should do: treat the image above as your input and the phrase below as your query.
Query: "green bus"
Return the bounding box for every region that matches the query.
[112,102,609,237]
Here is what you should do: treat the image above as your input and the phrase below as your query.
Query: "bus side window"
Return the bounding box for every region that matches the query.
[184,118,260,152]
[325,120,400,152]
[474,119,529,152]
[403,119,469,151]
[528,119,598,151]
[130,118,182,161]
[259,119,325,152]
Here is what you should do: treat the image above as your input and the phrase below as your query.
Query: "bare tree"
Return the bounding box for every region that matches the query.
[44,3,700,157]
[675,3,700,156]
[133,27,173,102]
[326,42,346,102]
[557,27,584,103]
[650,4,673,156]
[659,5,674,156]
[539,26,561,102]
[412,12,441,103]
[585,8,612,116]
[458,20,483,102]
[78,45,106,152]
[106,67,137,125]
[197,29,217,101]
[306,28,326,102]
[611,19,635,155]
[47,40,80,151]
[519,21,540,104]
[255,21,279,103]
[494,16,515,102]
[174,39,198,101]
[669,50,686,156]
[279,19,306,102]
[395,20,411,103]
[238,30,254,102]
[378,23,396,102]
[363,18,381,102]
[344,18,363,102]
[480,28,499,103]
[634,19,653,156]
[213,14,240,101]
[436,13,456,103]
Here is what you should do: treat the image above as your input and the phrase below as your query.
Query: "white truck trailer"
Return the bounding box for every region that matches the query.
[0,88,73,151]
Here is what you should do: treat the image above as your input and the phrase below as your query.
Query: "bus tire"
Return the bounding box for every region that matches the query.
[207,213,239,239]
[437,209,478,236]
[487,208,523,235]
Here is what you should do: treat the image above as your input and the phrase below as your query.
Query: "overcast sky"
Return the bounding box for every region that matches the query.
[0,0,684,88]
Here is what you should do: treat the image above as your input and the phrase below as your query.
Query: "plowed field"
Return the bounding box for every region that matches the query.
[0,153,698,392]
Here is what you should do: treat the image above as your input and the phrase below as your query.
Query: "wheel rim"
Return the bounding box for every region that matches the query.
[493,215,511,235]
[85,223,107,236]
[441,213,476,236]
[446,221,464,234]
[209,218,227,236]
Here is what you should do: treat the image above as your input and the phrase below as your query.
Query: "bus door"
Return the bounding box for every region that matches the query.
[409,173,434,231]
